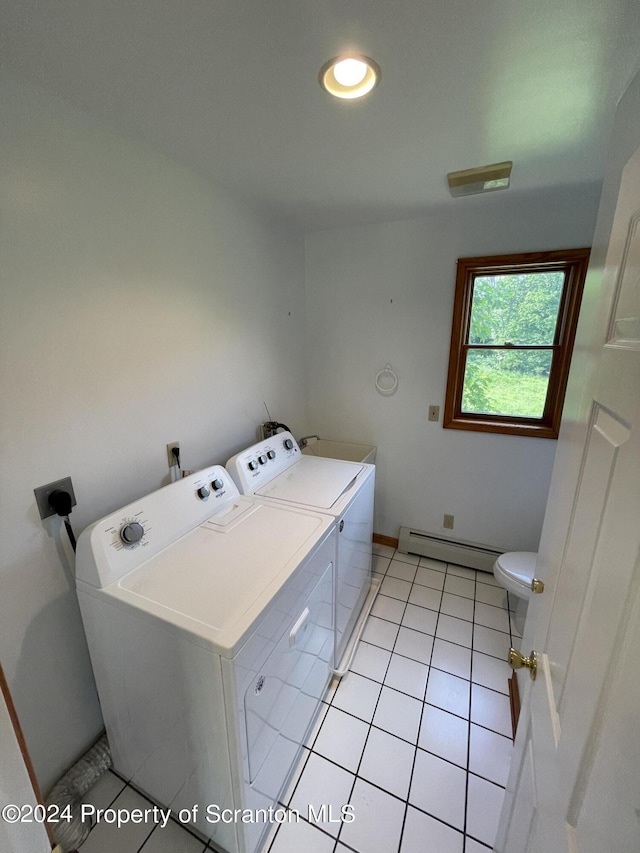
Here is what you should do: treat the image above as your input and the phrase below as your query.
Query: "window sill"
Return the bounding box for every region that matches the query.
[442,415,558,439]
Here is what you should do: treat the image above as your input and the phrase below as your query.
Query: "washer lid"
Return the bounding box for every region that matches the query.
[255,455,364,509]
[496,551,537,585]
[107,499,333,655]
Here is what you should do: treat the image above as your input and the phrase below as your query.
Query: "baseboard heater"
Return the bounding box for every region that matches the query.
[398,526,502,574]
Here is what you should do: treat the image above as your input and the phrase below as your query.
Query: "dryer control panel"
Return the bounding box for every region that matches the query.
[226,432,300,494]
[76,466,241,589]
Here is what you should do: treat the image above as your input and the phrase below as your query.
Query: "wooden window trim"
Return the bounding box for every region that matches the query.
[443,248,590,439]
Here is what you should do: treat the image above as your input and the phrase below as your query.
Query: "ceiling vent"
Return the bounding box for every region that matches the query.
[447,161,512,197]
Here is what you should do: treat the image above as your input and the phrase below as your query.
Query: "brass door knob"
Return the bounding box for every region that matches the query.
[531,578,545,593]
[509,648,538,681]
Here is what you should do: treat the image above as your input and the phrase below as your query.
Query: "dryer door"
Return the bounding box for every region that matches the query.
[244,560,333,796]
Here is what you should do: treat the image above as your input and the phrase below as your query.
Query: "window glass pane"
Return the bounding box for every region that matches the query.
[461,349,553,418]
[468,272,565,346]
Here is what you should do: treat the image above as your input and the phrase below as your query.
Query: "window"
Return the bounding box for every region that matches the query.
[443,248,590,439]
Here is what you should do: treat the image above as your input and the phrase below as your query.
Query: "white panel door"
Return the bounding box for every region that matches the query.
[496,142,640,852]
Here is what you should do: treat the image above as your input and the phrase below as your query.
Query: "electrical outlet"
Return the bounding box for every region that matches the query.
[443,514,454,529]
[167,442,180,467]
[428,405,440,422]
[34,477,76,520]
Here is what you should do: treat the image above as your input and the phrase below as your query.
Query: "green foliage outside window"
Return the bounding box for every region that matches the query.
[462,272,564,416]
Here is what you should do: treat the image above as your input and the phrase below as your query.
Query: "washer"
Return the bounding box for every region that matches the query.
[76,466,335,853]
[226,432,375,671]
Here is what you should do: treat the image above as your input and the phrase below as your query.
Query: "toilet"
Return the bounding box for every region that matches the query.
[493,551,537,635]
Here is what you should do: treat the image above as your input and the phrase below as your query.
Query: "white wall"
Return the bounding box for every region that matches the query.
[304,184,601,548]
[0,75,307,792]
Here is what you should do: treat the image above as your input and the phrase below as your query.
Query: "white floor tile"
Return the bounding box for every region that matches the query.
[474,601,511,633]
[443,574,475,599]
[351,641,392,683]
[469,724,513,787]
[362,615,400,650]
[425,669,470,719]
[373,686,422,743]
[465,838,493,852]
[440,592,474,621]
[384,653,429,700]
[474,583,509,609]
[435,614,473,648]
[139,821,206,853]
[82,770,126,813]
[372,543,395,559]
[393,551,420,565]
[476,569,499,586]
[387,559,418,582]
[401,603,438,636]
[269,815,335,853]
[473,624,511,660]
[313,707,369,772]
[305,702,330,749]
[446,564,477,580]
[380,575,412,602]
[466,774,505,848]
[394,626,434,665]
[408,584,443,611]
[290,753,355,837]
[414,566,445,590]
[332,672,381,723]
[431,638,471,680]
[338,778,405,853]
[470,683,513,738]
[419,557,447,572]
[358,726,415,799]
[80,786,156,853]
[401,806,464,853]
[472,650,511,695]
[409,749,467,830]
[371,593,406,624]
[372,554,391,576]
[418,704,469,768]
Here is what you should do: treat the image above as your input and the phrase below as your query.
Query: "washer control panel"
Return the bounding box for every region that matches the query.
[226,432,300,495]
[76,465,241,589]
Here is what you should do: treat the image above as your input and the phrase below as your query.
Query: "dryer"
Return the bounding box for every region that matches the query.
[76,466,335,853]
[226,432,375,671]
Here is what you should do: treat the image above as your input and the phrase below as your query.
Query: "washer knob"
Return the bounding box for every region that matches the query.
[248,460,258,471]
[120,522,144,545]
[267,450,276,460]
[197,485,211,500]
[258,454,267,465]
[211,478,224,491]
[283,438,294,450]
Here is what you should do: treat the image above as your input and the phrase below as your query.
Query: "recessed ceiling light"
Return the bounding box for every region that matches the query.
[319,55,381,100]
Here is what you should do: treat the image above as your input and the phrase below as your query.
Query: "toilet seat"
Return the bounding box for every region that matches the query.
[493,551,537,599]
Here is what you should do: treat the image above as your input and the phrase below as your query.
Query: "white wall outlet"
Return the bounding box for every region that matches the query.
[443,514,454,529]
[167,442,180,467]
[428,405,440,422]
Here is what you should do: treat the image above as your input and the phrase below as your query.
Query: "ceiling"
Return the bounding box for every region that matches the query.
[1,0,639,230]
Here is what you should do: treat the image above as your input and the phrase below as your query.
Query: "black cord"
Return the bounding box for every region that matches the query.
[49,489,77,553]
[64,518,77,552]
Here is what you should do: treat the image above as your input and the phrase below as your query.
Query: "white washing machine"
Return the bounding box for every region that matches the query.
[226,432,375,671]
[76,466,335,853]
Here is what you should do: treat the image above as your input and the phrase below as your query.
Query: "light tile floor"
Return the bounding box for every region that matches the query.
[76,544,517,852]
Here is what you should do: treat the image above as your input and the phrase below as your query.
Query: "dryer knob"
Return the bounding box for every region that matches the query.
[283,438,294,450]
[197,485,211,500]
[248,460,258,471]
[120,522,144,545]
[211,478,224,492]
